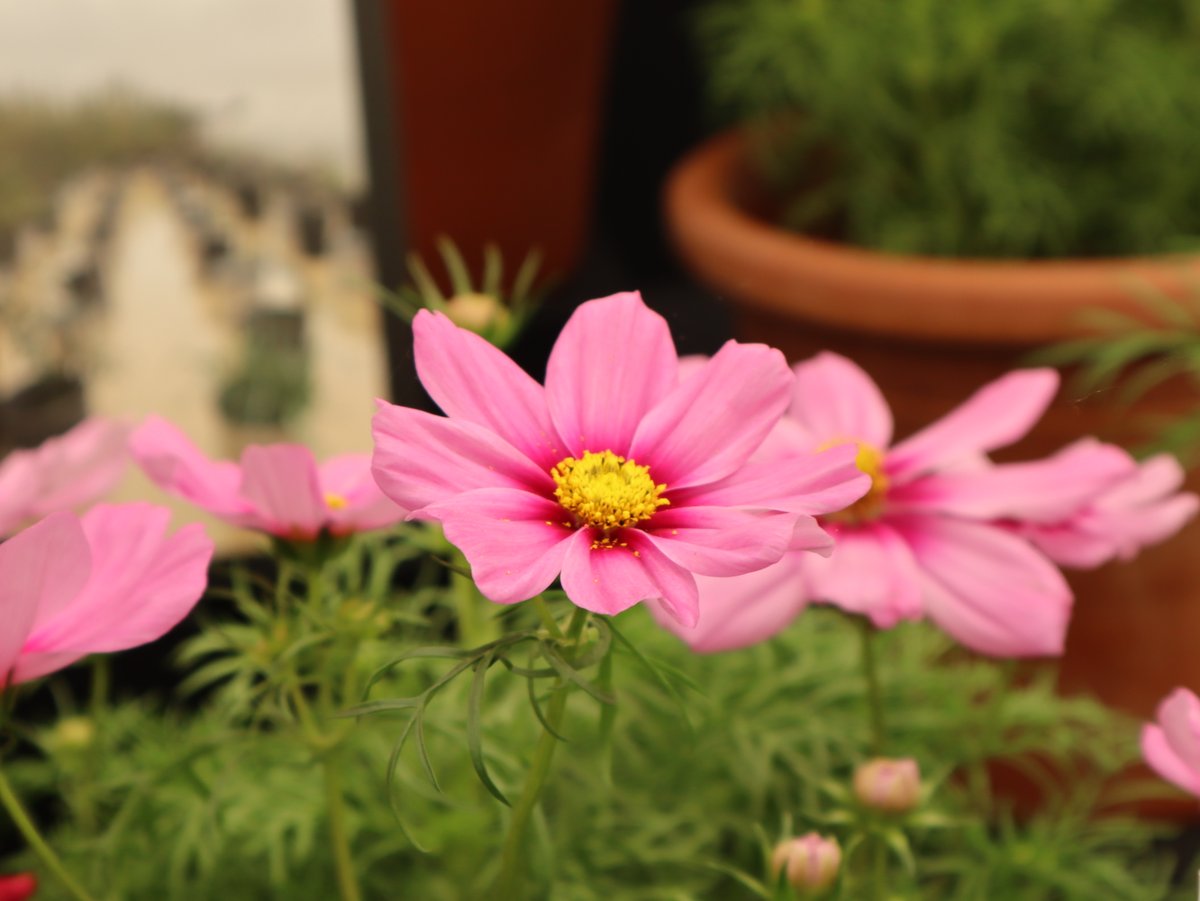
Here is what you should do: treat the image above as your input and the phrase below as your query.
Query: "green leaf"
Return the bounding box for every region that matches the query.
[538,640,616,705]
[466,649,510,806]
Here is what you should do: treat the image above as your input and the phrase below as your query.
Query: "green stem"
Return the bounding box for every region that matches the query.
[870,833,888,901]
[0,765,98,901]
[301,559,363,901]
[88,656,109,719]
[492,685,568,901]
[322,751,362,901]
[491,607,589,899]
[858,617,886,755]
[453,570,495,648]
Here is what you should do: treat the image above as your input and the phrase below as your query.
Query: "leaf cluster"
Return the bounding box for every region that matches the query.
[697,0,1200,258]
[2,553,1190,899]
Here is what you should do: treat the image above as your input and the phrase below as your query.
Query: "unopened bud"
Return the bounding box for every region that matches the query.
[770,833,841,894]
[0,871,38,901]
[48,716,95,752]
[444,292,509,333]
[853,757,921,813]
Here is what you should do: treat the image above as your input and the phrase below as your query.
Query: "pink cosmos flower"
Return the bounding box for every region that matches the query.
[0,504,213,687]
[0,418,129,535]
[129,416,405,540]
[1141,687,1200,799]
[371,292,869,626]
[662,352,1195,656]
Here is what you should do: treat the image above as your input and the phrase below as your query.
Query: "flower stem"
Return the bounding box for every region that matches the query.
[0,765,98,901]
[491,606,590,899]
[857,616,886,755]
[322,750,362,901]
[870,833,888,901]
[298,559,364,901]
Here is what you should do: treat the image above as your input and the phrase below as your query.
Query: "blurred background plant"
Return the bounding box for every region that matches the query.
[697,0,1200,258]
[1037,279,1200,464]
[0,89,197,242]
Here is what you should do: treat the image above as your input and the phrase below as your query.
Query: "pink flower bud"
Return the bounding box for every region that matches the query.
[770,833,841,894]
[0,872,38,901]
[853,757,921,813]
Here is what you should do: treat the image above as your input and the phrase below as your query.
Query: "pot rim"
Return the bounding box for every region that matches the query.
[663,128,1200,345]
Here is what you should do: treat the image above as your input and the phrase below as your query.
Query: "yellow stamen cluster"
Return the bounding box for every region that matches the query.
[324,492,349,510]
[551,450,669,538]
[826,442,889,524]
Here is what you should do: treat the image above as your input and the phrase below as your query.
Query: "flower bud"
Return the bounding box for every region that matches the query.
[853,757,921,813]
[0,872,38,901]
[47,716,95,753]
[444,292,509,333]
[770,833,841,894]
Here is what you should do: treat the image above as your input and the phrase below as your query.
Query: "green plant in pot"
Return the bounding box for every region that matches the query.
[663,0,1200,730]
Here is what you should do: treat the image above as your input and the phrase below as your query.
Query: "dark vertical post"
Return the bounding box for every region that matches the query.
[349,0,421,406]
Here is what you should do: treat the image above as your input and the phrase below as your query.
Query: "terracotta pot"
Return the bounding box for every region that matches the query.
[382,0,619,286]
[665,128,1200,724]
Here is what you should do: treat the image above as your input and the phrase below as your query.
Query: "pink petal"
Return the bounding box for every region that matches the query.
[800,521,923,628]
[904,516,1072,657]
[371,401,552,513]
[413,309,566,469]
[673,444,869,516]
[129,416,246,518]
[318,453,406,534]
[15,503,213,683]
[1142,723,1200,798]
[789,352,893,450]
[892,439,1132,523]
[545,291,678,457]
[240,445,327,538]
[652,556,808,653]
[1098,453,1186,510]
[887,369,1059,483]
[629,340,792,490]
[24,417,130,518]
[790,516,837,555]
[422,488,573,604]
[0,452,39,535]
[644,505,796,577]
[0,512,91,684]
[559,529,699,625]
[1018,452,1198,568]
[1018,522,1119,570]
[1156,687,1200,774]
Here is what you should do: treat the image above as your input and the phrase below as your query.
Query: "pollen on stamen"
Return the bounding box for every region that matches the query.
[821,440,890,524]
[324,492,349,510]
[550,449,669,534]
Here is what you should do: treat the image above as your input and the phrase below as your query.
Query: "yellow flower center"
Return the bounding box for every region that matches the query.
[324,492,349,510]
[825,442,889,524]
[551,450,669,534]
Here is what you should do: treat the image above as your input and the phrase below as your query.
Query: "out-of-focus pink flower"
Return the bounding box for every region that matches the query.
[1005,442,1200,568]
[1141,687,1200,799]
[0,872,37,901]
[0,418,129,535]
[771,833,841,894]
[129,416,405,540]
[0,504,212,687]
[663,353,1194,657]
[853,757,922,813]
[372,292,869,626]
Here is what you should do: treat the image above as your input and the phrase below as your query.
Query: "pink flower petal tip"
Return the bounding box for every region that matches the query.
[0,504,214,687]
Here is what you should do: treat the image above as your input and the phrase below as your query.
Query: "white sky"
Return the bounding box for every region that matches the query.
[0,0,366,188]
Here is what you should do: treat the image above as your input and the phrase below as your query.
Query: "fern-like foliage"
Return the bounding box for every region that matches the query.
[698,0,1200,259]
